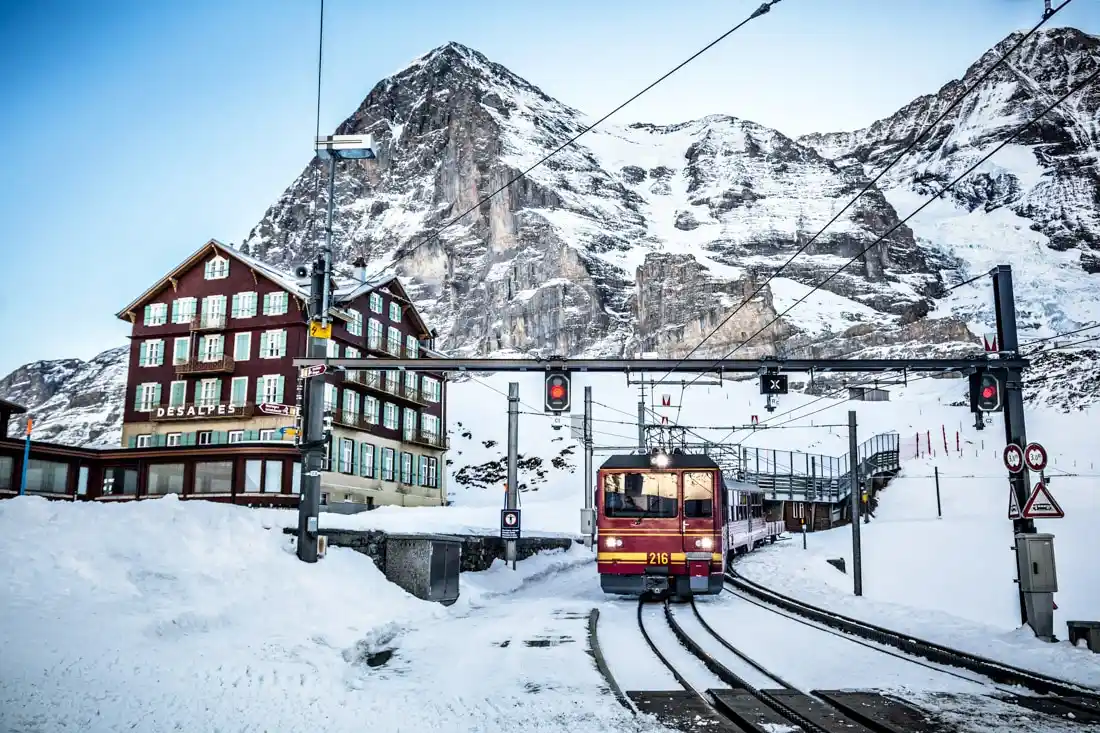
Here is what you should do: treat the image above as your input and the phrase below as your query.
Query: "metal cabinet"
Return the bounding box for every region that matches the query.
[384,533,462,605]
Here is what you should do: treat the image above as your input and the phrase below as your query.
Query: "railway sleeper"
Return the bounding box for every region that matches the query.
[813,691,954,733]
[625,690,742,732]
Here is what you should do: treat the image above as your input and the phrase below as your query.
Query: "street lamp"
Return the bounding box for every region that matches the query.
[296,132,380,564]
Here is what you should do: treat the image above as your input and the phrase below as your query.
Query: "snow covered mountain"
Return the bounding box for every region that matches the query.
[4,28,1099,446]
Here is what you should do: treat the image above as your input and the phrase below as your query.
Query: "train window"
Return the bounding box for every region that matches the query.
[683,472,713,518]
[602,472,677,518]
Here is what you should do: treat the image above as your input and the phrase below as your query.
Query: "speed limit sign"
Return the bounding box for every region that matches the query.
[1023,442,1048,472]
[1003,444,1024,473]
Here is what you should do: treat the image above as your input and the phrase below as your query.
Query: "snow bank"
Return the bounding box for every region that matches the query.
[0,495,616,733]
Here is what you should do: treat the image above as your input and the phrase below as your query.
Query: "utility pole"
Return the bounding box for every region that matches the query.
[637,399,646,450]
[583,386,594,549]
[848,410,863,596]
[296,161,336,563]
[993,265,1040,627]
[506,382,519,569]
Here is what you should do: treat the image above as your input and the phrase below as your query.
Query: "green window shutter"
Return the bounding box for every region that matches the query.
[231,293,240,317]
[153,383,162,408]
[231,378,245,405]
[275,375,285,403]
[256,377,265,403]
[213,430,227,445]
[171,300,179,322]
[138,341,148,366]
[172,381,186,406]
[197,335,207,358]
[246,429,259,441]
[259,332,269,356]
[133,385,142,410]
[212,378,222,401]
[262,292,271,315]
[278,330,287,357]
[143,305,152,325]
[128,436,137,448]
[204,261,212,278]
[214,335,224,359]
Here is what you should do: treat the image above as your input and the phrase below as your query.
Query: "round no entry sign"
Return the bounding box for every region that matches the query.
[1003,444,1024,473]
[1024,442,1048,472]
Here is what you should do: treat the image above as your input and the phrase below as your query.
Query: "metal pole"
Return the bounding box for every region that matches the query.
[848,410,863,596]
[993,265,1036,627]
[637,400,645,450]
[296,157,338,563]
[19,420,31,496]
[584,386,594,549]
[934,465,942,519]
[506,382,519,569]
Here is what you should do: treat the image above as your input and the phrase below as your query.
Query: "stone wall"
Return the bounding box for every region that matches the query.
[281,527,575,572]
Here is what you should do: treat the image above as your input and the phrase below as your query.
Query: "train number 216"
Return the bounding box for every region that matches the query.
[646,552,670,565]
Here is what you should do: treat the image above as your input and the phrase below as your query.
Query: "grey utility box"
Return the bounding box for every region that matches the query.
[1015,532,1058,594]
[384,533,461,605]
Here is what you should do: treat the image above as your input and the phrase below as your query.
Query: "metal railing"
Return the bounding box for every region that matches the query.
[175,355,235,374]
[735,432,900,503]
[190,313,227,331]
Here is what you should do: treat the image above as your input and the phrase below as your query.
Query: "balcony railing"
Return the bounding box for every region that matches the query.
[175,355,235,375]
[344,371,429,406]
[190,313,227,331]
[406,430,447,450]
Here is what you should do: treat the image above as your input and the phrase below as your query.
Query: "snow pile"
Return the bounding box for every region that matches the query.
[0,495,626,733]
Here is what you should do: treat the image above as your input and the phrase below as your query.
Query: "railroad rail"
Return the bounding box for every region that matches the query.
[726,569,1100,708]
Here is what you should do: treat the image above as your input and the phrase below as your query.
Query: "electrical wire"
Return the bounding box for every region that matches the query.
[684,62,1100,413]
[654,0,1074,390]
[360,1,784,284]
[1021,322,1100,350]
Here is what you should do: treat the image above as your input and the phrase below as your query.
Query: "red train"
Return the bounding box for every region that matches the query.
[595,450,783,597]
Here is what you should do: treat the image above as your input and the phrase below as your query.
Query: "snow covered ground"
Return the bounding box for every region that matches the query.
[0,494,672,733]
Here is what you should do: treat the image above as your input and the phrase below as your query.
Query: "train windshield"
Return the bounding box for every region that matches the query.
[683,472,714,518]
[602,472,677,519]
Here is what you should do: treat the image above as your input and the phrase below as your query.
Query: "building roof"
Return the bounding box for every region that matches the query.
[114,238,435,337]
[0,398,27,415]
[599,452,721,470]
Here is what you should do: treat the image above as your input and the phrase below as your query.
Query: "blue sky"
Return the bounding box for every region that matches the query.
[0,0,1096,377]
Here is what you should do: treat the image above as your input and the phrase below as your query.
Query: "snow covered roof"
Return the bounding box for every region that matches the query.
[0,397,27,415]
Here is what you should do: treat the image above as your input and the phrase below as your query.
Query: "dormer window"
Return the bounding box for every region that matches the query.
[204,255,230,280]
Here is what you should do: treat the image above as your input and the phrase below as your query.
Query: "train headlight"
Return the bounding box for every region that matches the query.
[604,536,623,549]
[694,537,714,550]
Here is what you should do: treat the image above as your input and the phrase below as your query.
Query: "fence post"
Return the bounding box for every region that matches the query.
[934,466,942,519]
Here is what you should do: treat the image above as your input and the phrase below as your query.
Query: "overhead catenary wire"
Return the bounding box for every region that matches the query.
[360,1,784,284]
[654,0,1073,391]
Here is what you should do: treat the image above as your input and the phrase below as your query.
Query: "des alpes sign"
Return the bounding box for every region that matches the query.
[152,403,245,421]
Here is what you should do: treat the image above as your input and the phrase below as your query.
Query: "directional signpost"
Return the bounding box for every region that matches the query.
[300,364,328,379]
[501,509,521,541]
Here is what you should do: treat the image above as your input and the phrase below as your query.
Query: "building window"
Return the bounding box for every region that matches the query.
[245,460,262,492]
[259,429,277,441]
[232,291,257,319]
[139,339,164,368]
[200,295,228,329]
[136,434,152,448]
[404,371,418,399]
[403,407,417,442]
[381,447,395,481]
[342,390,360,425]
[23,460,69,493]
[259,330,286,358]
[383,403,398,430]
[148,464,185,495]
[326,339,340,358]
[364,395,379,424]
[169,381,186,407]
[369,292,383,313]
[323,383,338,411]
[143,303,167,326]
[229,430,244,443]
[348,310,363,337]
[387,327,401,356]
[166,433,181,446]
[173,337,190,365]
[234,332,251,361]
[204,255,230,280]
[292,462,302,494]
[193,461,233,493]
[367,319,382,350]
[406,335,418,358]
[400,452,413,484]
[428,457,438,488]
[258,375,284,404]
[199,334,225,362]
[385,371,399,395]
[418,456,428,486]
[339,438,354,474]
[422,376,441,403]
[389,302,401,322]
[264,461,282,492]
[198,379,221,406]
[134,382,161,412]
[422,413,440,439]
[230,377,249,407]
[172,297,197,324]
[262,291,288,316]
[359,442,375,477]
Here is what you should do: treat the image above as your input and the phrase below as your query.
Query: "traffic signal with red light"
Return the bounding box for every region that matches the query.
[544,371,571,412]
[972,371,1003,412]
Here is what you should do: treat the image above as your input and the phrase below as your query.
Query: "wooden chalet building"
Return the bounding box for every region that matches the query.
[100,237,447,509]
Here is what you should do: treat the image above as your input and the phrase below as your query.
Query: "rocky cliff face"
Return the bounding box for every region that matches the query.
[4,29,1099,446]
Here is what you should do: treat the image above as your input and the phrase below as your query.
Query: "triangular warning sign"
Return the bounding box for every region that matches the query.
[1008,488,1021,520]
[1022,482,1064,519]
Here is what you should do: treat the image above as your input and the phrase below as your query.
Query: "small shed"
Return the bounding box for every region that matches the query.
[848,387,890,402]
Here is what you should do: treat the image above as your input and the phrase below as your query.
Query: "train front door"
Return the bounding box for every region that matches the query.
[682,470,718,591]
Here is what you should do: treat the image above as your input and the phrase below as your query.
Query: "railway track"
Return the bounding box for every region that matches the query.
[725,569,1100,710]
[590,590,1100,732]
